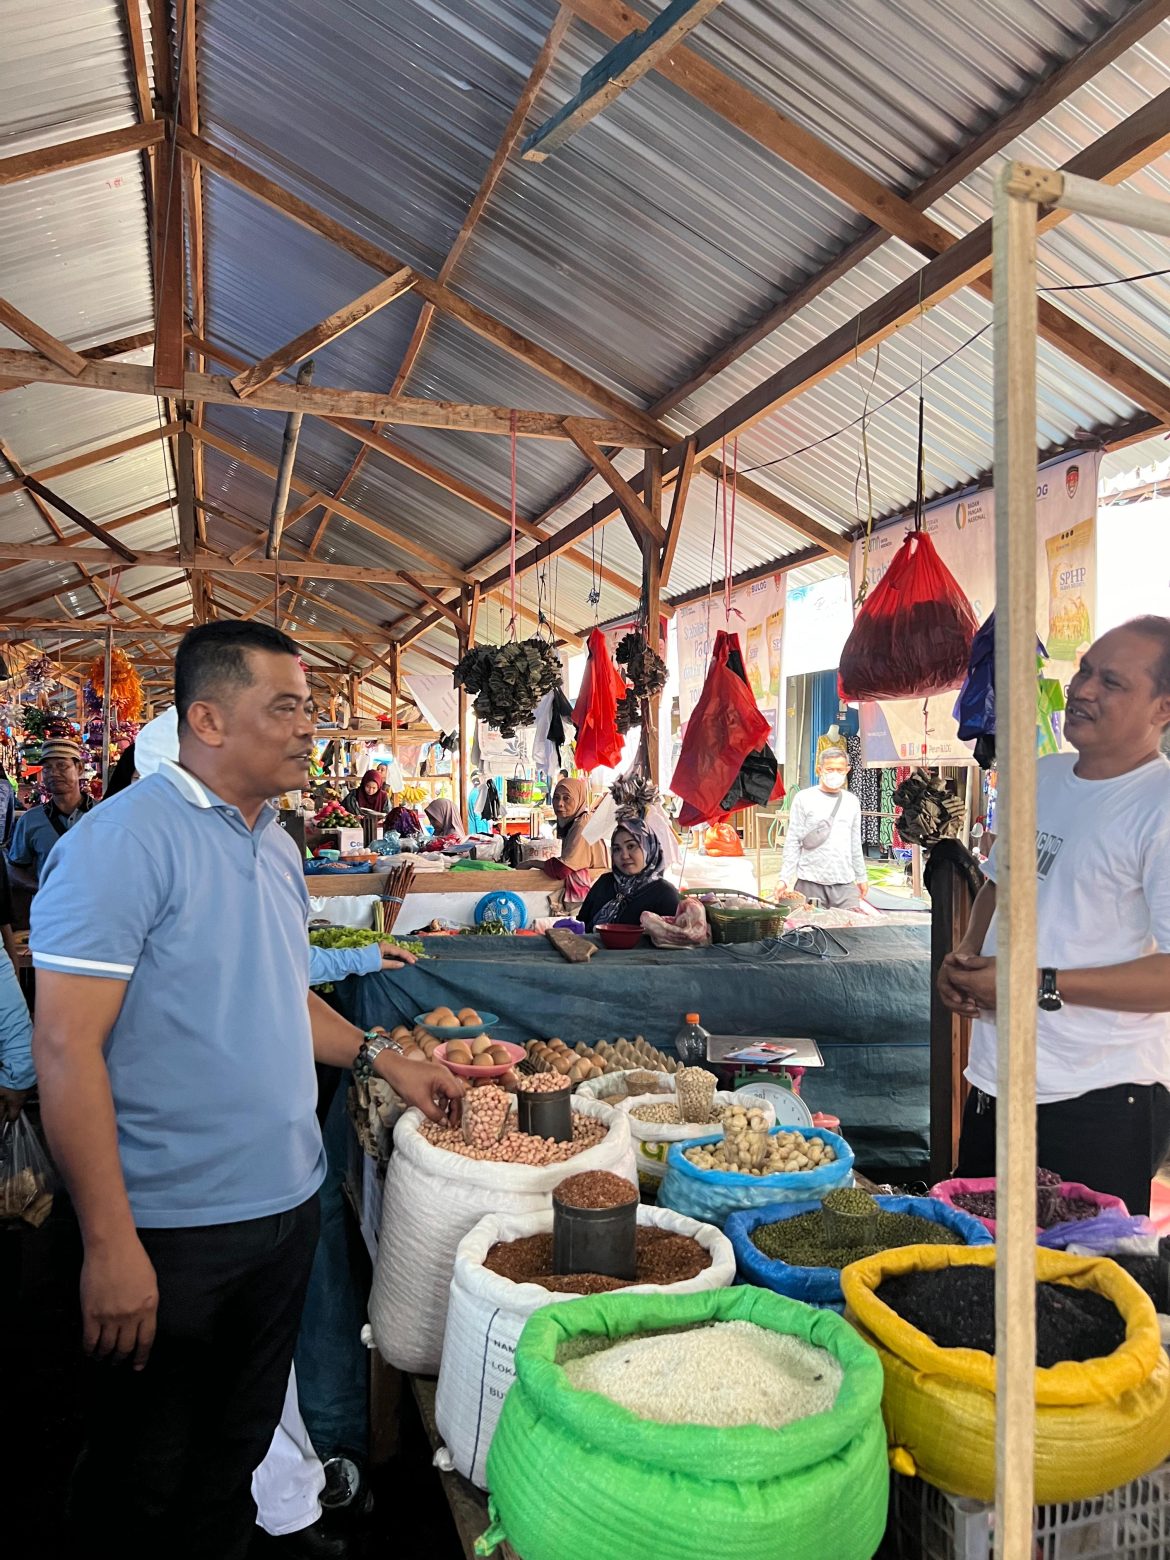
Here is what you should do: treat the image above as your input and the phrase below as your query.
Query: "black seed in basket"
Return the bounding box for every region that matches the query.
[876,1266,1126,1367]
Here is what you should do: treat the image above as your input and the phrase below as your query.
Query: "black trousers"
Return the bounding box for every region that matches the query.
[68,1193,320,1560]
[955,1082,1170,1217]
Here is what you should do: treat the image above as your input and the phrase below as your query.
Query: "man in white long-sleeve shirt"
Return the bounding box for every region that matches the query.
[779,750,868,909]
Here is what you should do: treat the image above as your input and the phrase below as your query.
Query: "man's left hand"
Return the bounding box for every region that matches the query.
[857,881,869,899]
[948,953,997,1013]
[379,942,418,972]
[377,1052,464,1125]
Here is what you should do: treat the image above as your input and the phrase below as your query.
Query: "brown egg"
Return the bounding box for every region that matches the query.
[446,1046,473,1066]
[470,1035,493,1057]
[457,1007,481,1026]
[554,1055,575,1075]
[487,1045,512,1066]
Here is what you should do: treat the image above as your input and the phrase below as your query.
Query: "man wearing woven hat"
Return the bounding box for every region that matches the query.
[6,734,92,888]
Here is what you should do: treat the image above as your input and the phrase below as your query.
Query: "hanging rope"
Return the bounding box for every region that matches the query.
[720,435,742,623]
[508,409,518,640]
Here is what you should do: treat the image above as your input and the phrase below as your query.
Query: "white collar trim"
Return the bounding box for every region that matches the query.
[157,759,215,809]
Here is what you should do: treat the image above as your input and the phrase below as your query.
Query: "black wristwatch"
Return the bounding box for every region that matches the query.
[1038,969,1063,1012]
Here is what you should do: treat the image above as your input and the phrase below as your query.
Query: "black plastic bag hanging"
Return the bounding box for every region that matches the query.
[546,686,574,767]
[480,777,501,821]
[718,641,785,814]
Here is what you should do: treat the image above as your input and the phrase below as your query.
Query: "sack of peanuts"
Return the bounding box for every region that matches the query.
[435,1204,735,1488]
[368,1096,635,1372]
[618,1090,776,1188]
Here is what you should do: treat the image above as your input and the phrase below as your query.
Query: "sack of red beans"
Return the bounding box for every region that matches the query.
[838,530,978,702]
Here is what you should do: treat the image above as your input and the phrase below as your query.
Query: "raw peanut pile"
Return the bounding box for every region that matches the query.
[684,1126,835,1177]
[516,1074,571,1095]
[420,1113,607,1164]
[554,1170,638,1210]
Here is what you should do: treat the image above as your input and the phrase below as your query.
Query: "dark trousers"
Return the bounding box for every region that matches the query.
[955,1083,1170,1216]
[68,1194,320,1560]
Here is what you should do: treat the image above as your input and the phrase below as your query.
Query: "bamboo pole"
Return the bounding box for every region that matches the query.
[267,360,314,559]
[991,161,1040,1560]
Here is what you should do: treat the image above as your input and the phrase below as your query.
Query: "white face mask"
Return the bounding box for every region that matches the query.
[820,771,848,791]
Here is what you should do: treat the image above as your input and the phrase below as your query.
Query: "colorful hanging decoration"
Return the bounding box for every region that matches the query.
[85,648,145,724]
[23,653,61,699]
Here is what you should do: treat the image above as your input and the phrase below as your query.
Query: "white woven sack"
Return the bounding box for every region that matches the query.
[368,1098,634,1372]
[617,1090,776,1184]
[435,1204,736,1488]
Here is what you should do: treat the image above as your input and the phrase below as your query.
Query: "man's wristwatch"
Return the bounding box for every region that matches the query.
[353,1027,405,1083]
[1038,968,1063,1012]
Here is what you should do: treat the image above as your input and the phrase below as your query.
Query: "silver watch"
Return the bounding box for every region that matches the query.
[354,1029,404,1083]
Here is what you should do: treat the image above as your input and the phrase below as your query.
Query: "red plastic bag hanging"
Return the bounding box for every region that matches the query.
[838,530,978,702]
[572,627,626,771]
[671,631,773,827]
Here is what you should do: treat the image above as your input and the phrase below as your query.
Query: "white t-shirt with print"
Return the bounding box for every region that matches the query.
[966,752,1170,1104]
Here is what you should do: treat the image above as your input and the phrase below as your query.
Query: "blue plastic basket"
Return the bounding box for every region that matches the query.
[658,1124,854,1230]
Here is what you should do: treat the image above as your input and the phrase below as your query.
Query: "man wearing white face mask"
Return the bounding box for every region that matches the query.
[778,750,868,910]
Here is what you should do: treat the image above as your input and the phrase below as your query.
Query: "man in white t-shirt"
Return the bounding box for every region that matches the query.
[779,749,868,909]
[938,617,1170,1215]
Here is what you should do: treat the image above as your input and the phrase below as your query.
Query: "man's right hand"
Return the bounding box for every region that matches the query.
[81,1234,158,1370]
[0,1084,29,1121]
[937,949,981,1018]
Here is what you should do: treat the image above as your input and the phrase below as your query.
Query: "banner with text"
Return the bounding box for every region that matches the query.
[849,450,1099,764]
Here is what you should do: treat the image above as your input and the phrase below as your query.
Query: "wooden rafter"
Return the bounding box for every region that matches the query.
[0,542,460,583]
[659,435,695,590]
[564,420,665,547]
[231,272,416,400]
[0,299,88,376]
[174,128,671,443]
[0,349,653,444]
[523,0,727,161]
[0,424,181,498]
[0,123,165,185]
[20,479,139,564]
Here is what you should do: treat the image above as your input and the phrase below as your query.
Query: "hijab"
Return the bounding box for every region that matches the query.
[356,769,389,811]
[552,777,589,839]
[552,777,606,872]
[425,797,463,837]
[592,815,666,926]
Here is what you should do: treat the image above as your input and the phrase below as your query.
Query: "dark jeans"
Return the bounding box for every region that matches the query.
[955,1082,1170,1216]
[68,1194,320,1560]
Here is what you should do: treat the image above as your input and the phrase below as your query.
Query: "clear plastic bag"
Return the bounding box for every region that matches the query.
[0,1111,55,1227]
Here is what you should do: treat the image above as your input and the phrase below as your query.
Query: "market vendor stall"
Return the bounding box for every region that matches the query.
[336,923,931,1171]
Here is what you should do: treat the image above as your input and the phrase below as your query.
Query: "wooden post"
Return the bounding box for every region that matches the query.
[928,856,973,1183]
[992,162,1040,1560]
[457,588,470,827]
[641,448,664,786]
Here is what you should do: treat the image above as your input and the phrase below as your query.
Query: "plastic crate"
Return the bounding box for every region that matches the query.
[882,1467,1170,1560]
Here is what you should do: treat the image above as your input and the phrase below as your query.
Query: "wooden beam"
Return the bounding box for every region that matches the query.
[189,425,472,581]
[0,122,165,185]
[0,348,651,444]
[0,543,463,583]
[640,447,664,786]
[0,331,157,396]
[153,136,186,393]
[652,0,1170,419]
[553,0,954,254]
[0,299,88,376]
[700,459,851,560]
[20,479,140,565]
[122,1,154,130]
[525,0,727,161]
[992,159,1040,1560]
[396,573,466,632]
[0,422,181,498]
[564,420,665,547]
[231,273,416,400]
[175,128,670,443]
[660,434,695,590]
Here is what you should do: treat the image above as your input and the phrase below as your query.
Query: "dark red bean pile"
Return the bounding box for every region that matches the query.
[876,1266,1126,1367]
[950,1168,1103,1229]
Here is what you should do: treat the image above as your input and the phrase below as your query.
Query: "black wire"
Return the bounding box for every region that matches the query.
[739,264,1170,479]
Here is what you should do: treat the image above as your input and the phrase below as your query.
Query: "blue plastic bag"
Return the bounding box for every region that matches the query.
[726,1196,993,1311]
[1038,1211,1156,1252]
[658,1126,854,1230]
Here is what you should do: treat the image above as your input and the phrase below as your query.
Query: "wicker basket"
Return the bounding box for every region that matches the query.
[700,893,791,944]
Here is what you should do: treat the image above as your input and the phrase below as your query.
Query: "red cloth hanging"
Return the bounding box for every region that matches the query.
[670,631,776,828]
[838,530,978,702]
[572,627,626,771]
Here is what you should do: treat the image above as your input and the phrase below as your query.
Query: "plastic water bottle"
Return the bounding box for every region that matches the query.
[674,1013,710,1065]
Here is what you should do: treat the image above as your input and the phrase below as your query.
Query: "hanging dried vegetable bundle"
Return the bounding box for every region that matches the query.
[615,632,667,699]
[453,639,562,738]
[614,688,641,735]
[85,648,145,723]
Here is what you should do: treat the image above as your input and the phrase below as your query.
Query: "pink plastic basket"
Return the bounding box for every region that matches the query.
[929,1176,1127,1237]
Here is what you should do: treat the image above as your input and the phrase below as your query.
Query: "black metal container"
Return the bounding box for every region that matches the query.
[515,1085,573,1143]
[552,1194,638,1281]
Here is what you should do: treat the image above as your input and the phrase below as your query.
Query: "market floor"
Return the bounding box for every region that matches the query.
[1,1207,463,1560]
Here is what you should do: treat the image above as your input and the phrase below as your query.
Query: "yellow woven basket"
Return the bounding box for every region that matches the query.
[840,1243,1170,1504]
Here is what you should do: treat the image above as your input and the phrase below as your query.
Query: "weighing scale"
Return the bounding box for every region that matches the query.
[705,1034,824,1128]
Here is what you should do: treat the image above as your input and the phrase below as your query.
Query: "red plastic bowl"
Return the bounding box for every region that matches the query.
[595,921,644,949]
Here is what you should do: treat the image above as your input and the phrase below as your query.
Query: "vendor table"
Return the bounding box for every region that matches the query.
[336,924,931,1172]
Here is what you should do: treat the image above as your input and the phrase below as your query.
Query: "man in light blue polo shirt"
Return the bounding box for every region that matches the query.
[30,621,463,1560]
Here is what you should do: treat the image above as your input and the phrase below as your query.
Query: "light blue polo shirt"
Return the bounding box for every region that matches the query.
[31,760,326,1228]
